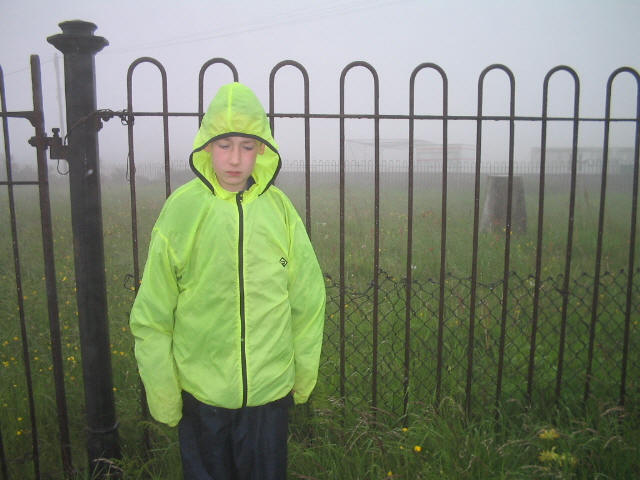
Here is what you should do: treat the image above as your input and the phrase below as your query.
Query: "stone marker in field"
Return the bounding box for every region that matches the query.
[480,175,527,234]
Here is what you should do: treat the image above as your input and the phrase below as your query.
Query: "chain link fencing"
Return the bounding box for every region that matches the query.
[318,268,640,417]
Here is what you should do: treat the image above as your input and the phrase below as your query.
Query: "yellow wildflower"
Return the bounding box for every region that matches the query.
[538,428,560,440]
[538,447,560,463]
[413,445,422,453]
[401,427,408,432]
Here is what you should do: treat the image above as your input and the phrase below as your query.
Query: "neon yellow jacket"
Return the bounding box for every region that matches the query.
[130,83,325,427]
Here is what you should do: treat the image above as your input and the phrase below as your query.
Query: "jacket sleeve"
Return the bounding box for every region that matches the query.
[129,228,182,427]
[288,215,326,405]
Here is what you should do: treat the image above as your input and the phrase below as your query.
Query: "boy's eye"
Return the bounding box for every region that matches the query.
[242,144,256,151]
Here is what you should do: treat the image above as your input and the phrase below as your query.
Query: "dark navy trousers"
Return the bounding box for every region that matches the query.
[178,391,292,480]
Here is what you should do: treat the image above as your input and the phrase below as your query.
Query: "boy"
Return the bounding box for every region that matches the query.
[130,82,326,479]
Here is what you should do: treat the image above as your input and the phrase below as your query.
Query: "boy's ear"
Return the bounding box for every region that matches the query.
[203,142,213,153]
[258,142,265,155]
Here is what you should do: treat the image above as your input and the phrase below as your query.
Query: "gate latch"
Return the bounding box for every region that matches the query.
[28,128,69,160]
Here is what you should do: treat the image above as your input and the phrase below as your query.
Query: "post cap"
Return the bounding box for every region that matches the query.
[47,20,109,54]
[59,20,98,35]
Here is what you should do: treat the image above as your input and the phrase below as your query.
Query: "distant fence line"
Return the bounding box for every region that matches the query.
[129,157,633,179]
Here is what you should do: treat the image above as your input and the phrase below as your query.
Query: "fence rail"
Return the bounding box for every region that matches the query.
[1,31,639,478]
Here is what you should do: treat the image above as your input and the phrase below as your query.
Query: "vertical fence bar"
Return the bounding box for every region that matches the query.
[125,59,146,454]
[0,66,10,480]
[339,69,347,403]
[340,61,380,410]
[465,66,489,416]
[528,66,580,405]
[617,68,640,407]
[405,70,416,419]
[371,66,380,412]
[436,69,449,409]
[29,54,74,477]
[582,70,615,405]
[161,71,170,197]
[125,57,173,295]
[127,58,171,197]
[47,22,121,474]
[126,63,139,298]
[584,68,640,405]
[555,69,580,406]
[199,58,239,126]
[269,61,312,235]
[556,77,579,403]
[0,428,6,480]
[494,66,516,410]
[2,62,42,480]
[405,64,448,418]
[527,75,548,404]
[126,55,181,453]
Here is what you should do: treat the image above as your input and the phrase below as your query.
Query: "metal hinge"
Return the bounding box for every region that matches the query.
[28,128,69,160]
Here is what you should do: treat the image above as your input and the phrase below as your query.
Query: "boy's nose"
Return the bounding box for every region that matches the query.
[229,147,241,164]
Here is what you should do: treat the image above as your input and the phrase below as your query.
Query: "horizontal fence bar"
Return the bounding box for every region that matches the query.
[0,180,40,186]
[0,111,36,120]
[122,110,638,122]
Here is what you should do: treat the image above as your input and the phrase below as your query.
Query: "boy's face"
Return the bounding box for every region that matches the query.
[205,136,265,192]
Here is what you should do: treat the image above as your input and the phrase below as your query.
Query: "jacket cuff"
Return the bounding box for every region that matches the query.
[293,390,309,405]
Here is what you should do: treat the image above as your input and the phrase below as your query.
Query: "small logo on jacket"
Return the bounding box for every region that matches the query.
[279,257,288,268]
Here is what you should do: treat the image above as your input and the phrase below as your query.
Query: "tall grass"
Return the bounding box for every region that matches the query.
[285,397,640,479]
[1,171,638,478]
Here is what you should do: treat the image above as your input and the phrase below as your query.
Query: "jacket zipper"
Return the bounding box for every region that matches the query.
[236,193,248,407]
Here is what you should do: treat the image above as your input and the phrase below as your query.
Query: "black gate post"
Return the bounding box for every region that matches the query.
[47,21,121,475]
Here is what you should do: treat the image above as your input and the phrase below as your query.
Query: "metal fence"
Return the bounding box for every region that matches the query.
[1,20,639,479]
[322,267,639,416]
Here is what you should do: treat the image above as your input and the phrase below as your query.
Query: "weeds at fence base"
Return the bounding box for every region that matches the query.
[285,396,639,479]
[34,395,637,479]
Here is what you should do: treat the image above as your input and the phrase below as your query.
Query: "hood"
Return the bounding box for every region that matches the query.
[189,82,281,196]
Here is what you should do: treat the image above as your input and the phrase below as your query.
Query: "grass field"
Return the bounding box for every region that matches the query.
[1,170,639,478]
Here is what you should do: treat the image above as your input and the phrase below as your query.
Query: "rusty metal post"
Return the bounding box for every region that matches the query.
[47,20,121,474]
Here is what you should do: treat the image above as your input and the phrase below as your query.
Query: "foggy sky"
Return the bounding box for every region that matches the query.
[1,0,639,172]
